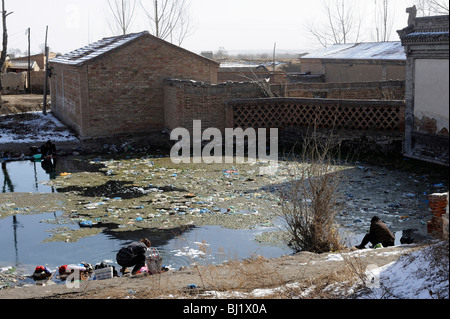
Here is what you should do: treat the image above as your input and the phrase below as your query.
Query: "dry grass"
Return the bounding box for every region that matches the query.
[51,241,447,300]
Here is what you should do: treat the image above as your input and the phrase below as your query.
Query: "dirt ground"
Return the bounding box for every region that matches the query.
[0,94,45,115]
[0,244,425,299]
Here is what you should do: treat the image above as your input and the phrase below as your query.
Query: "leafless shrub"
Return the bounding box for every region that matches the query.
[239,70,277,98]
[277,128,345,253]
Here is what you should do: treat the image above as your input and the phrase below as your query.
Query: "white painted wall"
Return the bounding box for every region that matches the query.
[414,59,449,133]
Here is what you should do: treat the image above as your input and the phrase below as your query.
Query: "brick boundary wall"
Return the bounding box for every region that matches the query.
[428,192,449,238]
[164,79,265,133]
[164,79,405,133]
[271,80,405,100]
[164,79,406,157]
[225,97,406,157]
[30,71,48,94]
[225,98,405,131]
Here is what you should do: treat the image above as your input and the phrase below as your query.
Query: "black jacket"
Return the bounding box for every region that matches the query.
[370,220,395,244]
[116,241,148,264]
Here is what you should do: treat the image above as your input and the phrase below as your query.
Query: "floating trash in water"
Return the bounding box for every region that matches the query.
[79,220,94,227]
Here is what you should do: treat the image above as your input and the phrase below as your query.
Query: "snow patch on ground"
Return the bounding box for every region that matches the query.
[191,242,449,299]
[0,111,78,144]
[361,242,449,299]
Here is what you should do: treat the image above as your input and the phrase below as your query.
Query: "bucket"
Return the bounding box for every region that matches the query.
[33,154,42,160]
[146,248,162,274]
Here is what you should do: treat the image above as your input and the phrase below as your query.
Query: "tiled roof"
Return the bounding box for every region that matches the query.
[402,31,449,43]
[398,15,449,45]
[50,31,148,66]
[301,42,406,61]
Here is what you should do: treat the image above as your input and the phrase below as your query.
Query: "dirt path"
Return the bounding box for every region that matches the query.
[0,244,424,299]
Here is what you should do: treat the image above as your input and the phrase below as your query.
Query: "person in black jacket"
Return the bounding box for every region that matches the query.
[40,140,57,158]
[355,216,395,249]
[116,238,151,275]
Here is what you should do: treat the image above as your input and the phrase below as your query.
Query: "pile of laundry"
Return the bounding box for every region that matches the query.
[30,261,119,285]
[30,259,169,286]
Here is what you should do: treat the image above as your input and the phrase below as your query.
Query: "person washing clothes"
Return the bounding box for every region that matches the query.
[116,238,151,275]
[40,140,57,158]
[355,216,395,249]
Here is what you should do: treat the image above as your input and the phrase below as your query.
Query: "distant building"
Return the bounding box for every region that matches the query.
[7,60,40,73]
[49,31,219,138]
[299,42,406,82]
[398,10,449,166]
[11,52,57,70]
[218,63,286,84]
[201,51,214,59]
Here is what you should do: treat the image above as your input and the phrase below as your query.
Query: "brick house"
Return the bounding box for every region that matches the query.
[11,52,57,71]
[49,31,219,138]
[299,42,406,82]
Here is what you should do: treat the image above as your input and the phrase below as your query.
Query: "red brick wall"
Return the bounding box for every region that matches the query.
[164,80,265,133]
[30,71,48,93]
[164,80,405,134]
[271,81,405,100]
[49,64,86,135]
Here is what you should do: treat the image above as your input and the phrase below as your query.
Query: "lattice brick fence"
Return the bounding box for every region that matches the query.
[226,98,405,132]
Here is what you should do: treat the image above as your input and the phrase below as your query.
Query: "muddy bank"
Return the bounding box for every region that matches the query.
[0,243,428,299]
[0,131,172,158]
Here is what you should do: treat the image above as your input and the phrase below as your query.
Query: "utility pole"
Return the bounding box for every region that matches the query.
[27,27,30,93]
[42,25,49,115]
[0,0,13,99]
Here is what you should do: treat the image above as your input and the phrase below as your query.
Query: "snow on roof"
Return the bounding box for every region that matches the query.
[50,31,149,66]
[301,42,406,61]
[9,60,39,69]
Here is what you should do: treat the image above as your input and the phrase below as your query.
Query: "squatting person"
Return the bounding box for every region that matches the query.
[355,216,395,249]
[116,238,151,275]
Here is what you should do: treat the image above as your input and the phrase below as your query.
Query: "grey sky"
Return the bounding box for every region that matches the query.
[6,0,412,56]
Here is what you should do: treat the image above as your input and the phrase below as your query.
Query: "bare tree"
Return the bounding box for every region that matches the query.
[0,0,13,99]
[414,0,449,16]
[106,0,137,35]
[306,0,363,47]
[140,0,192,45]
[373,0,395,42]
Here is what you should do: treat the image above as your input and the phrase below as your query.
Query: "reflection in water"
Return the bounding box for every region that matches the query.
[0,156,103,194]
[1,161,15,193]
[12,215,19,266]
[0,159,57,193]
[41,158,58,180]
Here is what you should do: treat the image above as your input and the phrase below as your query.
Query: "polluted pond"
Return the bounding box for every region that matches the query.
[0,153,448,288]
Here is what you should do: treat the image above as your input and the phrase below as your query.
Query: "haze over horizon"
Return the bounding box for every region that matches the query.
[6,0,415,57]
